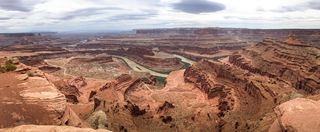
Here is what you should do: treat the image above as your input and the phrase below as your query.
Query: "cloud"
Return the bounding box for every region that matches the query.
[308,1,320,10]
[172,0,225,14]
[0,0,320,32]
[59,7,121,20]
[0,0,43,12]
[272,0,320,12]
[224,16,291,21]
[109,11,157,21]
[0,17,11,20]
[273,7,303,12]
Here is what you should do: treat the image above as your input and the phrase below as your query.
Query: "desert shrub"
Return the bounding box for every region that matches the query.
[4,59,17,71]
[86,110,108,129]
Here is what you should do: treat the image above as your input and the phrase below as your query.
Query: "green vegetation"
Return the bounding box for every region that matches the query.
[177,58,191,69]
[0,58,17,73]
[86,110,108,129]
[155,76,166,87]
[182,61,191,69]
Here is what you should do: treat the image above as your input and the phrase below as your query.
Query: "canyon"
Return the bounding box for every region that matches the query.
[0,28,319,132]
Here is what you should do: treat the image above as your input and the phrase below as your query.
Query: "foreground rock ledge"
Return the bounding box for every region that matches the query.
[269,98,320,132]
[0,125,111,132]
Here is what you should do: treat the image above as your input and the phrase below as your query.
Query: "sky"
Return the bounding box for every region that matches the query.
[0,0,320,32]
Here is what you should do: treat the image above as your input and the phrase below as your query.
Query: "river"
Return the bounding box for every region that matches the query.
[113,54,194,78]
[173,54,195,64]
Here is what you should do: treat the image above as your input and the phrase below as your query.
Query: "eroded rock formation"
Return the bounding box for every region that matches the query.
[92,70,221,131]
[88,38,319,131]
[1,28,320,131]
[229,39,320,94]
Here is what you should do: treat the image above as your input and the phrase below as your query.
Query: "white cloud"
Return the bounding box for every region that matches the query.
[0,0,319,32]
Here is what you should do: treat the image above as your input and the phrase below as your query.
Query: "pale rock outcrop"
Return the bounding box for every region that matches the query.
[0,69,67,127]
[19,76,66,113]
[269,98,320,132]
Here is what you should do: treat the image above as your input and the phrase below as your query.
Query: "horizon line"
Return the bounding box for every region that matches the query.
[1,26,320,34]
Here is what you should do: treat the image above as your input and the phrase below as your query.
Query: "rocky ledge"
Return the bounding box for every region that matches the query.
[0,125,111,132]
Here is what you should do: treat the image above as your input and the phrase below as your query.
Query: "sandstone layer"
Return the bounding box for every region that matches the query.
[0,68,66,127]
